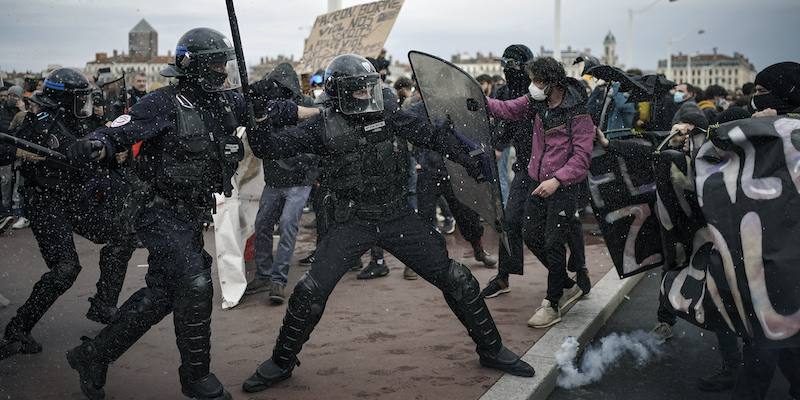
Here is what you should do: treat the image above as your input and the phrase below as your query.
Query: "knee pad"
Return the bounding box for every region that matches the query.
[175,271,213,315]
[49,261,82,292]
[289,273,327,319]
[118,287,173,326]
[436,261,480,302]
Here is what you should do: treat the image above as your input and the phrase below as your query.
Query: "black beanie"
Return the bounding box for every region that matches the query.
[754,62,800,107]
[502,44,534,64]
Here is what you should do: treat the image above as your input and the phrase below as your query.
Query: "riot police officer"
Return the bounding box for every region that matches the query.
[0,68,136,360]
[241,54,535,393]
[65,28,244,400]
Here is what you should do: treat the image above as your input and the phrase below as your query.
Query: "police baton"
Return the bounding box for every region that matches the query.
[0,131,69,162]
[225,0,257,131]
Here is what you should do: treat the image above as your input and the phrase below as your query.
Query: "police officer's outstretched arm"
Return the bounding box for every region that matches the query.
[249,114,325,160]
[68,91,171,162]
[388,108,483,179]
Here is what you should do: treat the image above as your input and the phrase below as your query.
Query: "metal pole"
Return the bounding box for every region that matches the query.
[666,41,672,80]
[554,0,561,62]
[626,9,634,68]
[687,53,692,86]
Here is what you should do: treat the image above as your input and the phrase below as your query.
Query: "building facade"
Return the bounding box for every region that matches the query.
[85,19,173,88]
[451,52,504,78]
[657,50,756,92]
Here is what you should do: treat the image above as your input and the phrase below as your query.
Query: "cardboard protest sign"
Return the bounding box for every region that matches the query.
[298,0,404,74]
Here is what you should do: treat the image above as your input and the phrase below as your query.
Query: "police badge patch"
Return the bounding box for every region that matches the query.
[110,114,132,128]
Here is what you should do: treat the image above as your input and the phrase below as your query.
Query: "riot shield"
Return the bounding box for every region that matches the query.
[588,131,668,278]
[97,74,128,122]
[408,51,505,239]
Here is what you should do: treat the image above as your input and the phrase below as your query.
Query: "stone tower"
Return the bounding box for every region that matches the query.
[129,19,157,60]
[602,31,618,67]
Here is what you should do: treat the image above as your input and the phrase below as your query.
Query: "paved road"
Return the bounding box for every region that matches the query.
[549,271,790,400]
[0,214,612,400]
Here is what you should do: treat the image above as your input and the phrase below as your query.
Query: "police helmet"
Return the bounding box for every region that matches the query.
[323,54,384,115]
[161,27,241,92]
[32,68,93,118]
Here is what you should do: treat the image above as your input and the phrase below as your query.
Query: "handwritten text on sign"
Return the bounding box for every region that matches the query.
[299,0,404,74]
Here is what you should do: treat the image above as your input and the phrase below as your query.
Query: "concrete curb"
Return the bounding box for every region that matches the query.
[480,268,646,400]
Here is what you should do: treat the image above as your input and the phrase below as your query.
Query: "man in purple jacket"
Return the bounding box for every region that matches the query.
[486,57,595,328]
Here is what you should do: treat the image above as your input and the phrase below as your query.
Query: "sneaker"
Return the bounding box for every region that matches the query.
[403,266,418,280]
[0,215,14,234]
[651,322,674,341]
[299,251,316,267]
[269,283,286,305]
[474,248,498,268]
[349,257,363,271]
[481,276,510,299]
[245,277,271,295]
[357,259,389,279]
[576,269,591,295]
[696,363,739,392]
[558,284,583,310]
[527,299,561,328]
[11,217,29,229]
[440,218,456,234]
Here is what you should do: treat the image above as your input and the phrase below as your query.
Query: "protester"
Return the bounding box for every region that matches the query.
[485,56,594,328]
[671,83,703,125]
[127,72,148,106]
[245,63,319,305]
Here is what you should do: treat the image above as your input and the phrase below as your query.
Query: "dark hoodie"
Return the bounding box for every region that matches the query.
[254,63,319,188]
[492,44,533,173]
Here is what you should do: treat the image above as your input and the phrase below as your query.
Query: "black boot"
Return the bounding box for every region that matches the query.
[242,358,296,393]
[243,275,326,393]
[86,297,119,325]
[439,262,534,377]
[66,337,109,400]
[181,370,232,400]
[479,345,536,377]
[0,324,42,360]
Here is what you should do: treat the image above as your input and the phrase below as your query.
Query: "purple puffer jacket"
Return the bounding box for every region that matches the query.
[486,93,595,186]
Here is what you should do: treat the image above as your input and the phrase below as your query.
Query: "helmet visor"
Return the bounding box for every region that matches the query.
[196,49,241,92]
[73,88,94,119]
[336,75,383,115]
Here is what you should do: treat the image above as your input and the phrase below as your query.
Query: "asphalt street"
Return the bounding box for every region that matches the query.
[548,271,791,400]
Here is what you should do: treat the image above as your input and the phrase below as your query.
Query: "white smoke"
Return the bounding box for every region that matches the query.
[555,331,664,389]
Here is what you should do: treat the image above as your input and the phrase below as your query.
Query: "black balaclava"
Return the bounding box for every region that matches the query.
[502,44,534,97]
[753,61,800,114]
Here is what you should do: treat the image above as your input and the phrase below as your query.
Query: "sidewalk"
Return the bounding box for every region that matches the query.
[0,214,612,400]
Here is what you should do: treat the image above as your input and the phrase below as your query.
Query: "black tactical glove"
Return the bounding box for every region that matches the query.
[465,157,487,183]
[67,139,105,163]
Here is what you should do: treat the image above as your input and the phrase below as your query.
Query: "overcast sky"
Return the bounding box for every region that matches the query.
[1,0,797,74]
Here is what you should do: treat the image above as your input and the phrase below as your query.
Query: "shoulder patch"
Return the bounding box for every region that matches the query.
[110,114,132,128]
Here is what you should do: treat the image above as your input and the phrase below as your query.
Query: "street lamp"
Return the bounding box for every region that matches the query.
[666,29,705,81]
[626,0,678,69]
[554,0,562,61]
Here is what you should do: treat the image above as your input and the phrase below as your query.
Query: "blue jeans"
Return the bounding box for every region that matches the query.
[254,185,312,285]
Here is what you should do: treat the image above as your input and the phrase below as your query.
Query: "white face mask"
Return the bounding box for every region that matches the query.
[528,83,547,101]
[313,88,323,98]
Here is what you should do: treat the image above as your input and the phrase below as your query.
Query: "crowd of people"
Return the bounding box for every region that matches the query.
[0,26,797,400]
